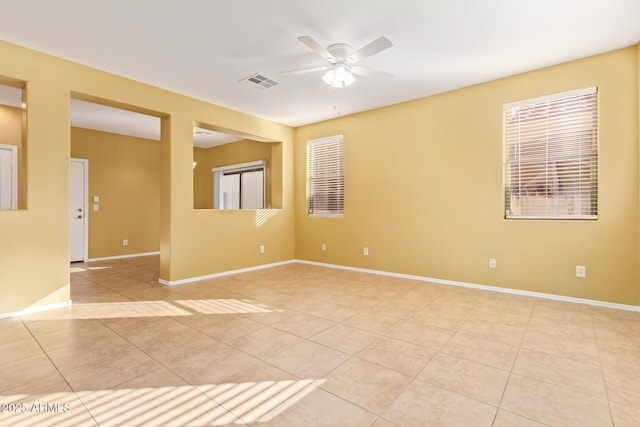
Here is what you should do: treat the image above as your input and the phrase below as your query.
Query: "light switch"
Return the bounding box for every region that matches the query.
[93,195,100,203]
[93,204,99,211]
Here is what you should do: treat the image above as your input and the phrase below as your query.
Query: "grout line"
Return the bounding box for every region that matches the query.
[589,304,616,426]
[19,317,102,426]
[6,256,634,426]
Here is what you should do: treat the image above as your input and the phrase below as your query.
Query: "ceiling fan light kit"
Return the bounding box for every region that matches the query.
[322,63,355,88]
[281,35,393,88]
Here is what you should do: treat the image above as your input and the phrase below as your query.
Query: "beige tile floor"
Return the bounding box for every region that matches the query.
[1,255,639,426]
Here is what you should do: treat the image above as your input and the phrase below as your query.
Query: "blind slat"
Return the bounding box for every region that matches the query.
[307,135,344,216]
[504,88,598,219]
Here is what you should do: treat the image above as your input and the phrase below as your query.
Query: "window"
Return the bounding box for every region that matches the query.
[212,160,265,209]
[504,87,597,219]
[306,135,344,216]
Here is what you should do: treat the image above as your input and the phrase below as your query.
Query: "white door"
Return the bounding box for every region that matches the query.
[0,144,17,210]
[70,159,88,262]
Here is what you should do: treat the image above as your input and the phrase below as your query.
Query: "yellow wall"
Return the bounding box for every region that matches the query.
[0,36,637,314]
[295,45,640,305]
[0,39,294,314]
[70,127,160,259]
[193,139,277,209]
[193,146,211,209]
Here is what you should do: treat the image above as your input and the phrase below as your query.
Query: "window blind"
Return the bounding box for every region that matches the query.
[504,87,597,219]
[307,135,344,216]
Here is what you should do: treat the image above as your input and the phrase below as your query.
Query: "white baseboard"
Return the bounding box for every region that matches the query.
[159,260,297,286]
[88,251,160,262]
[5,260,636,317]
[295,259,640,312]
[0,300,73,320]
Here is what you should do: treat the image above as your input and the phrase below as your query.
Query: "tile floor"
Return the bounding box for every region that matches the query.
[1,255,639,426]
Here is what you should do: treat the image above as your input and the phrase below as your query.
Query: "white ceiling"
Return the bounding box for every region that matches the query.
[69,100,240,148]
[0,0,639,139]
[0,85,236,147]
[0,86,242,149]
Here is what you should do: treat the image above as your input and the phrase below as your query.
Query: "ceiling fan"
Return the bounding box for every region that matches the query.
[281,36,393,88]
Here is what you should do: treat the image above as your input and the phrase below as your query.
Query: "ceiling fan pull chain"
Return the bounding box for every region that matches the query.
[333,90,342,117]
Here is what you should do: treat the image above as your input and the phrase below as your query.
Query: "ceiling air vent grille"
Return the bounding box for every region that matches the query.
[240,73,279,90]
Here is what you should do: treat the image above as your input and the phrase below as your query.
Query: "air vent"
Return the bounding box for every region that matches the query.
[239,73,279,90]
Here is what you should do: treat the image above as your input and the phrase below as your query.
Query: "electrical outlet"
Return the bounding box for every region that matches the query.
[321,243,326,251]
[122,239,128,246]
[260,245,265,254]
[363,247,369,256]
[576,265,586,278]
[489,258,497,269]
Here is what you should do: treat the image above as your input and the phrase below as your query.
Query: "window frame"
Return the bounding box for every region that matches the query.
[306,135,344,217]
[503,87,598,220]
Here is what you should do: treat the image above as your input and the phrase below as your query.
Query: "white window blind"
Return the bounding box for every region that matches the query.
[504,87,598,219]
[307,135,344,216]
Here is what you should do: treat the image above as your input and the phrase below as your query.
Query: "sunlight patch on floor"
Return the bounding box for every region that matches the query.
[70,265,113,273]
[0,379,325,426]
[175,299,280,315]
[71,301,193,319]
[19,298,282,321]
[201,379,325,423]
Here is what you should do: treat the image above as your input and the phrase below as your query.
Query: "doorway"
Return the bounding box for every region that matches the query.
[70,158,88,262]
[0,144,17,210]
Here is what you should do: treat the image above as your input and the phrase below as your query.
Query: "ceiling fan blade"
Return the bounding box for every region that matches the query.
[280,65,331,76]
[350,65,393,79]
[349,36,393,63]
[297,36,333,60]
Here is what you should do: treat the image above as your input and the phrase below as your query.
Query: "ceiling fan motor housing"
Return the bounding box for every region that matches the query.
[326,43,353,62]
